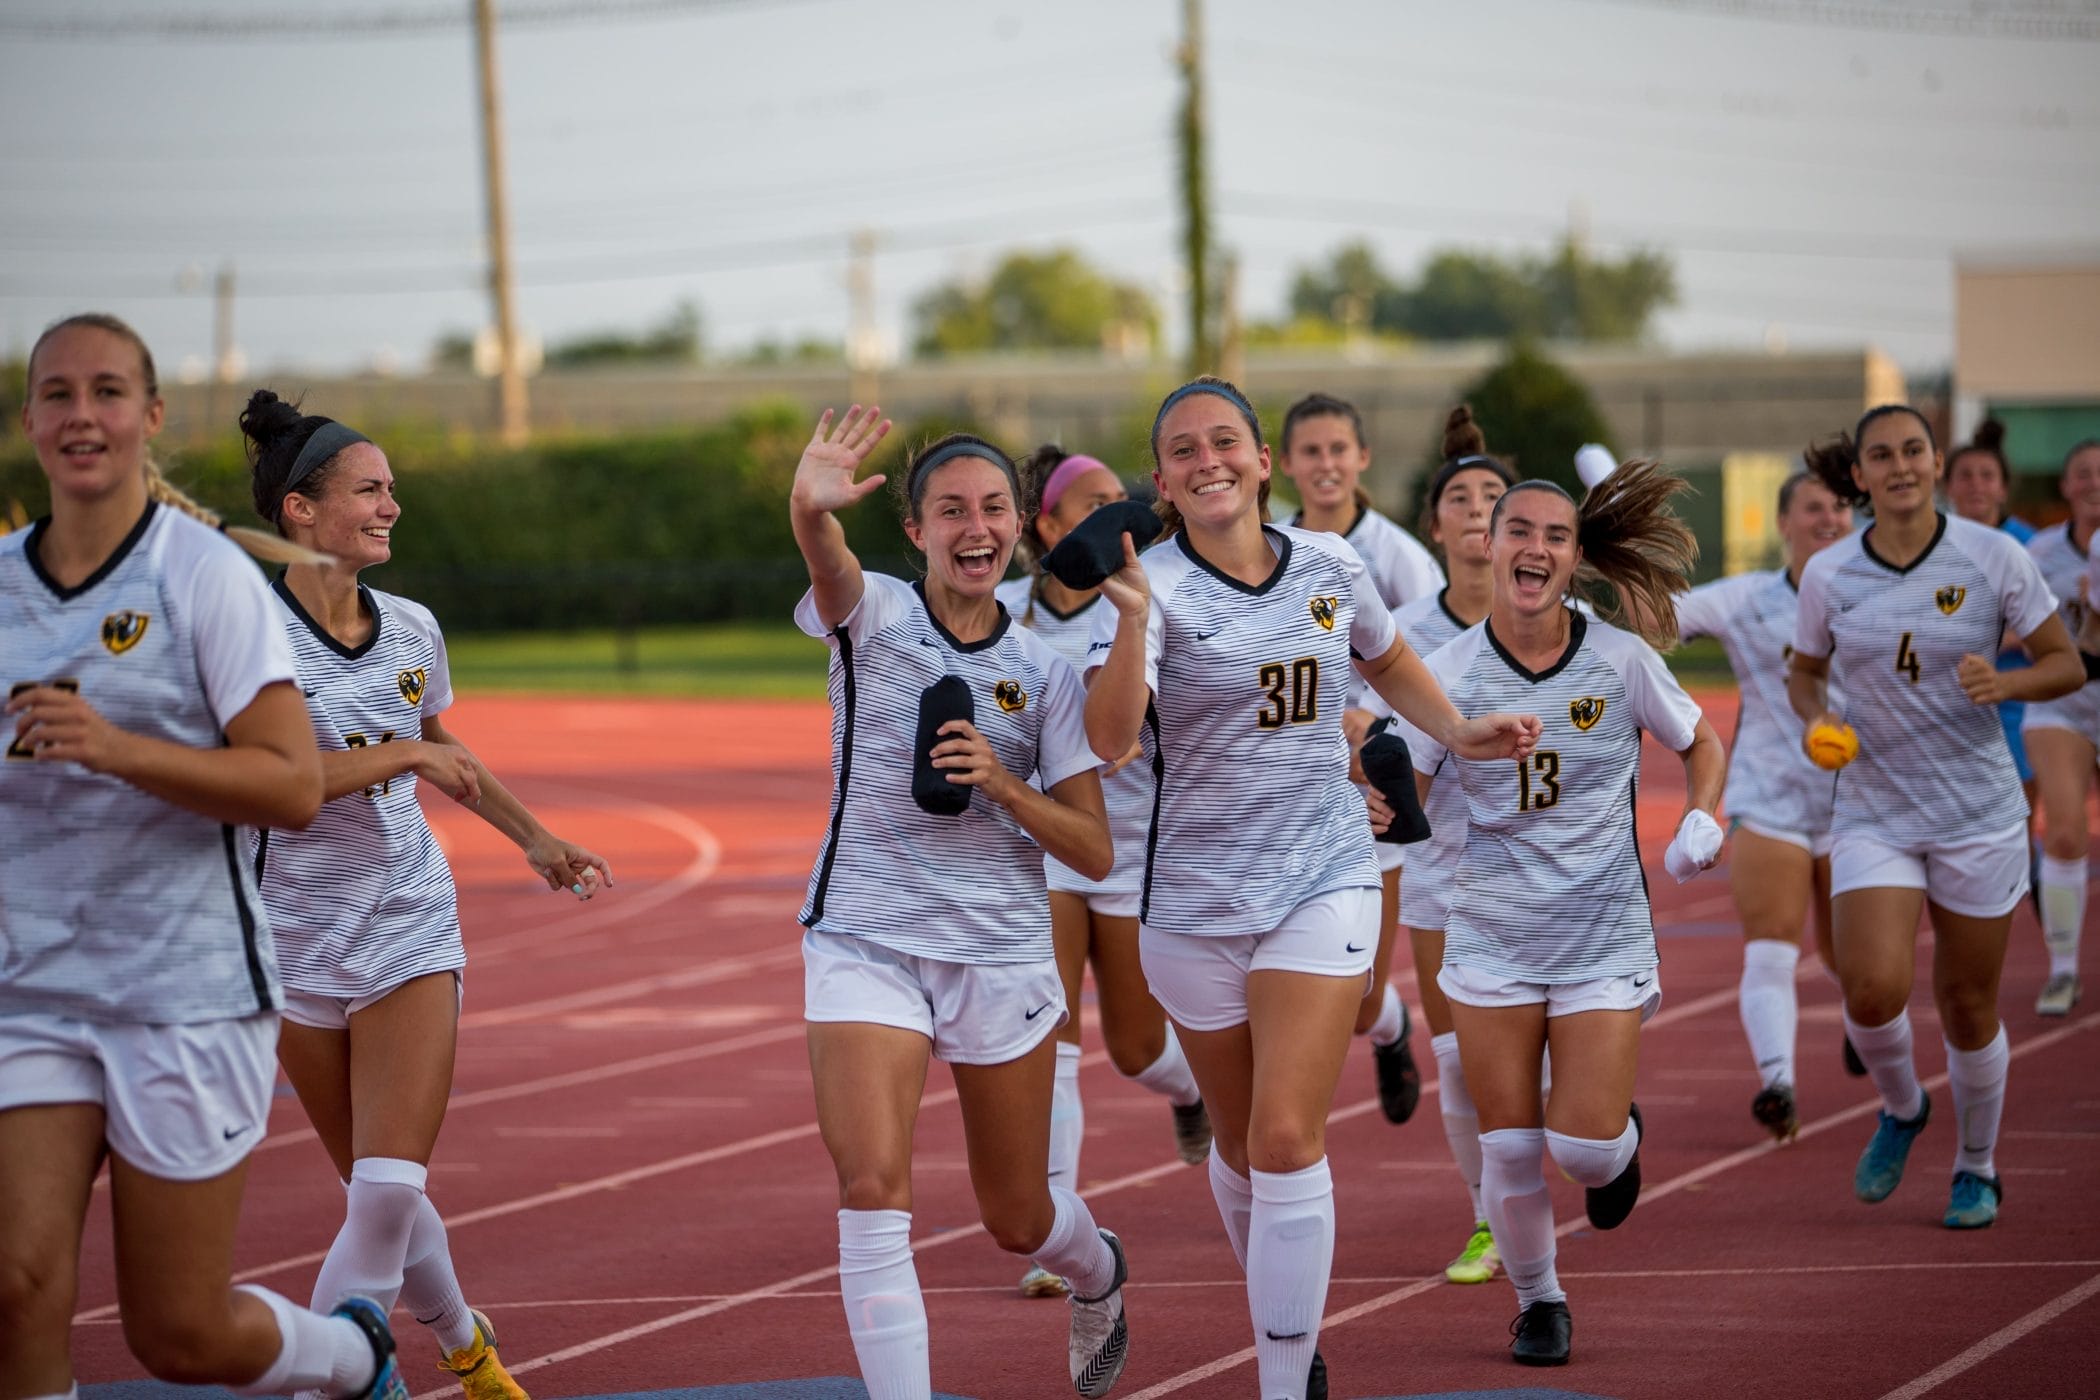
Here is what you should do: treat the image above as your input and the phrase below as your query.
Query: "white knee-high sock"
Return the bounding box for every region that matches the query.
[1947,1027,2011,1179]
[1049,1042,1085,1195]
[1247,1161,1335,1400]
[310,1157,428,1315]
[1544,1118,1638,1188]
[1844,1009,1924,1120]
[1479,1128,1561,1307]
[1432,1031,1484,1221]
[1366,982,1406,1047]
[1126,1025,1201,1107]
[231,1284,376,1397]
[398,1192,476,1354]
[1208,1151,1253,1271]
[1032,1186,1117,1298]
[837,1209,929,1400]
[1740,940,1801,1089]
[2039,856,2087,976]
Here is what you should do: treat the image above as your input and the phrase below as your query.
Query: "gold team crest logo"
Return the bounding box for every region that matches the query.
[1935,585,1966,615]
[397,668,428,705]
[1308,596,1339,631]
[1569,696,1608,731]
[993,679,1028,713]
[100,610,149,654]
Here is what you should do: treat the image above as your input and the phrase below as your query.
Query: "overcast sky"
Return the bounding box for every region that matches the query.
[3,0,2096,381]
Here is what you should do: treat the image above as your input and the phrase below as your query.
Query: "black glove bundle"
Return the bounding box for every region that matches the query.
[1360,719,1432,845]
[1041,500,1164,591]
[912,675,976,815]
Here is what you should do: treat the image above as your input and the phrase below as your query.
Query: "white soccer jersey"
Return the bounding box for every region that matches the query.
[0,504,295,1024]
[1677,570,1838,837]
[1088,525,1399,934]
[1371,591,1474,929]
[256,580,463,999]
[797,572,1101,965]
[996,576,1149,899]
[1401,613,1703,982]
[2028,522,2093,638]
[1795,514,2057,847]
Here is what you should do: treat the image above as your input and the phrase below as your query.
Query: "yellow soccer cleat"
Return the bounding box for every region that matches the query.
[438,1310,530,1400]
[1445,1222,1500,1285]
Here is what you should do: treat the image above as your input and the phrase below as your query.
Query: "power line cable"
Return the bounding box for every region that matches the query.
[1559,0,2100,41]
[0,0,823,41]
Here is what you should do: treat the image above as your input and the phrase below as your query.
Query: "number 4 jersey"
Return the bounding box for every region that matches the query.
[257,578,464,998]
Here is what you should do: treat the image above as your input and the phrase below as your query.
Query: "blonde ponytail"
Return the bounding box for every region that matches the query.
[143,456,331,567]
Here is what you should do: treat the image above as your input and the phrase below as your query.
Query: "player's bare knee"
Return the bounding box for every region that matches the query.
[2041,826,2087,862]
[1843,982,1909,1028]
[1246,1120,1324,1174]
[1936,996,1999,1049]
[980,1196,1053,1255]
[835,1169,910,1213]
[126,1310,234,1385]
[1104,1024,1164,1079]
[0,1247,74,1339]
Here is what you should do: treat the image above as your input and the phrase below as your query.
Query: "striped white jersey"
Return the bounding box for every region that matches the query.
[0,504,294,1023]
[1088,525,1398,934]
[1795,514,2056,847]
[1368,590,1475,928]
[256,580,463,998]
[1400,613,1703,982]
[1291,506,1445,710]
[2027,522,2093,639]
[796,572,1100,965]
[1676,569,1837,837]
[996,576,1148,899]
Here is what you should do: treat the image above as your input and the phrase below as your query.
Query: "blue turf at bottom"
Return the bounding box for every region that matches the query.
[88,1381,1610,1400]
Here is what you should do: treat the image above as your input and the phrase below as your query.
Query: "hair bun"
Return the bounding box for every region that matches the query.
[1443,404,1486,460]
[238,388,304,450]
[1972,417,2007,453]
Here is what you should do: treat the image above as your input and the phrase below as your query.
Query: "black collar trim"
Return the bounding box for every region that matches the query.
[1782,566,1800,593]
[1860,512,1947,577]
[1485,608,1587,684]
[1028,582,1096,623]
[24,501,157,602]
[1436,585,1476,631]
[1343,502,1369,539]
[914,580,1011,653]
[272,574,382,660]
[1177,525,1292,596]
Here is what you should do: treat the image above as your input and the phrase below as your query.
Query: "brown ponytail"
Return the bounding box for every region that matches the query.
[1803,433,1869,507]
[1573,459,1698,648]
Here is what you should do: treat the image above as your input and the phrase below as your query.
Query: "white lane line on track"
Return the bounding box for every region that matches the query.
[1875,1269,2100,1400]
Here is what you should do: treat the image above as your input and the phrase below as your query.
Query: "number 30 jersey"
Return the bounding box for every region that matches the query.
[1090,524,1398,935]
[1399,612,1703,983]
[1794,514,2056,848]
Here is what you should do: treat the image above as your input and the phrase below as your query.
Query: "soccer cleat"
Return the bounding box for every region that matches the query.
[1021,1263,1071,1299]
[1306,1348,1328,1400]
[437,1310,530,1400]
[1751,1083,1799,1143]
[1445,1221,1500,1284]
[2036,973,2081,1018]
[1372,1000,1421,1124]
[1509,1299,1572,1367]
[1170,1098,1213,1165]
[1842,1035,1867,1077]
[1584,1102,1643,1231]
[1854,1091,1931,1203]
[1943,1171,2003,1230]
[333,1296,410,1400]
[1069,1230,1129,1398]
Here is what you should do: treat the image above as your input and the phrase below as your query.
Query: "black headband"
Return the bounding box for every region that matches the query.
[1151,380,1259,447]
[285,421,370,495]
[906,440,1018,502]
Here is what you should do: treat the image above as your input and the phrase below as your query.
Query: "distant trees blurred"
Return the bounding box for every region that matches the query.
[545,301,703,369]
[912,249,1159,358]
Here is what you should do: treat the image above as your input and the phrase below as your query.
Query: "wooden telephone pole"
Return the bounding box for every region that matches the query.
[1177,0,1214,376]
[474,0,529,446]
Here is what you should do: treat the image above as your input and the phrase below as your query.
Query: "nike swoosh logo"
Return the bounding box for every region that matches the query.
[1633,976,1653,988]
[1345,943,1366,954]
[920,637,939,647]
[1194,630,1221,641]
[1024,1001,1056,1021]
[222,1125,247,1140]
[302,688,318,697]
[1264,1329,1308,1342]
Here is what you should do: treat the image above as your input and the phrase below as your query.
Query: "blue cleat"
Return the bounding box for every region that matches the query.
[333,1295,411,1400]
[1854,1091,1930,1203]
[1943,1171,2003,1229]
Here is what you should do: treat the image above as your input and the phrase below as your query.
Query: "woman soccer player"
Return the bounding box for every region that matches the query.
[789,409,1133,1399]
[237,390,612,1397]
[2020,437,2100,1016]
[2,316,409,1400]
[1672,471,1854,1139]
[1087,378,1534,1399]
[1391,461,1725,1367]
[996,445,1210,1300]
[1279,392,1445,1123]
[1789,406,2083,1230]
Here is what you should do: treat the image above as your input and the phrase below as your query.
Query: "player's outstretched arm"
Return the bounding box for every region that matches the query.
[1356,636,1539,761]
[422,713,614,897]
[1084,533,1152,761]
[789,405,892,630]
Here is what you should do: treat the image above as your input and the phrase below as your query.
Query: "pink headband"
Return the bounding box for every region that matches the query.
[1041,454,1112,516]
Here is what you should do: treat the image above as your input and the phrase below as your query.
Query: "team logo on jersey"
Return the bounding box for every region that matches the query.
[993,679,1028,713]
[100,611,149,654]
[1935,585,1966,615]
[1308,596,1339,630]
[397,668,427,705]
[1569,696,1607,731]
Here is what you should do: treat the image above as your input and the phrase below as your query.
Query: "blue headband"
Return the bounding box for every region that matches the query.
[906,440,1018,502]
[1151,380,1260,448]
[285,421,371,495]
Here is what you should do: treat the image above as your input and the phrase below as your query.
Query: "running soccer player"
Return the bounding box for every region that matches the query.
[1671,471,1855,1139]
[2,315,410,1400]
[2020,437,2100,1016]
[1086,377,1536,1399]
[1789,406,2083,1230]
[790,409,1133,1399]
[238,390,612,1398]
[997,445,1210,1300]
[1391,460,1725,1367]
[1278,392,1445,1122]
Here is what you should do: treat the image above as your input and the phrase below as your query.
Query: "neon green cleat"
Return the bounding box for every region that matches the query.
[1445,1222,1499,1284]
[1020,1262,1070,1298]
[438,1310,530,1400]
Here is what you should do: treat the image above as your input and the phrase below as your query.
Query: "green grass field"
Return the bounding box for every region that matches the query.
[447,623,1738,701]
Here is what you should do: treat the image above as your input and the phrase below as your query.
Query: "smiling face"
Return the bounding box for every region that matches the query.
[1491,486,1580,618]
[1430,466,1509,568]
[278,442,399,570]
[1280,413,1366,515]
[2061,444,2100,528]
[1153,395,1270,533]
[1854,410,1940,517]
[23,323,165,507]
[1034,465,1127,553]
[1945,448,2008,524]
[1777,474,1851,575]
[905,455,1020,596]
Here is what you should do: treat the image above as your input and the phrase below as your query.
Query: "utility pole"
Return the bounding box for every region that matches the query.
[1218,250,1243,389]
[1176,0,1214,376]
[474,0,529,447]
[204,262,235,438]
[846,228,879,407]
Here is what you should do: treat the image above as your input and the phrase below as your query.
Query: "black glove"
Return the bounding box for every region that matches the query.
[1361,720,1432,845]
[913,675,976,815]
[1042,500,1164,591]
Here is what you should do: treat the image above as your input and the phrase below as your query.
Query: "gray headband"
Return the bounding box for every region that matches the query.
[285,421,370,495]
[906,440,1018,503]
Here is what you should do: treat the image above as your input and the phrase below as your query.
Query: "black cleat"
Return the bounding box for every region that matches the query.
[1306,1348,1327,1400]
[1510,1299,1572,1366]
[1373,1001,1421,1124]
[1751,1083,1799,1142]
[1842,1035,1867,1077]
[1170,1098,1212,1165]
[1585,1102,1643,1231]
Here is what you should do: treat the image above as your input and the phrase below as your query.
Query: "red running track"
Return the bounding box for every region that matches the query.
[64,693,2100,1400]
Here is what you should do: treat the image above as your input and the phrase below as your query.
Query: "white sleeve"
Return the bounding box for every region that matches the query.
[176,539,298,729]
[1033,654,1102,789]
[1792,555,1835,661]
[1343,543,1400,661]
[1614,636,1703,752]
[1377,527,1446,609]
[794,572,912,647]
[390,597,454,717]
[1673,577,1733,643]
[1990,536,2060,641]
